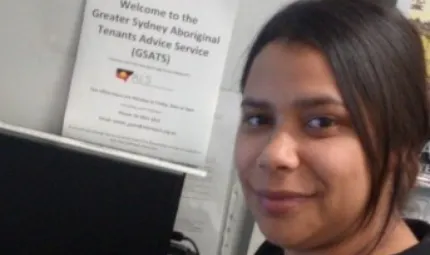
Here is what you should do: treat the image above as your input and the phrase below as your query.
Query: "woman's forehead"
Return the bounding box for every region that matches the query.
[243,42,342,108]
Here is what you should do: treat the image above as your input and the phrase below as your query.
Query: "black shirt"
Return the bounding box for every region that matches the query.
[255,219,430,255]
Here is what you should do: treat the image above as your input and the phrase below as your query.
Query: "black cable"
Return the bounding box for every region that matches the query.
[170,231,200,255]
[167,241,190,255]
[182,236,200,255]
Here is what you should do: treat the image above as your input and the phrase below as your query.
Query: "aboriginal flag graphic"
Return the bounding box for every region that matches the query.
[116,68,134,82]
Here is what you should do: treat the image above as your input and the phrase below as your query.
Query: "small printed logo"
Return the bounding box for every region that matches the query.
[116,68,134,82]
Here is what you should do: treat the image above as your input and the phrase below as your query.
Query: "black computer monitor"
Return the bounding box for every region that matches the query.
[0,129,185,255]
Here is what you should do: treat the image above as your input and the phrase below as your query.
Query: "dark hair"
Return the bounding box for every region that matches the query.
[241,0,429,251]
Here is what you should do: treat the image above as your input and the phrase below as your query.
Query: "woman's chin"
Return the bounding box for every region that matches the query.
[257,217,313,249]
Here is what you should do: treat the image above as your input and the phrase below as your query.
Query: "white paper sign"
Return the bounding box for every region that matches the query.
[62,0,239,167]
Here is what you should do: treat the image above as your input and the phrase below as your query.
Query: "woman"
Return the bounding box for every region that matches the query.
[234,0,430,254]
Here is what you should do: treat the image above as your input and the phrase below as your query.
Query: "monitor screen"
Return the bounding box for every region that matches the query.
[0,131,185,255]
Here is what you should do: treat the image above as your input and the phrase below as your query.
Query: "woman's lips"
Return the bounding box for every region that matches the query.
[255,190,316,215]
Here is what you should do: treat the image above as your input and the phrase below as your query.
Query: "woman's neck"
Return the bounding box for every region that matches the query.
[285,218,418,255]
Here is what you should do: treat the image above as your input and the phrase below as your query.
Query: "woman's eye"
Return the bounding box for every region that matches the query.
[306,117,336,129]
[242,114,272,127]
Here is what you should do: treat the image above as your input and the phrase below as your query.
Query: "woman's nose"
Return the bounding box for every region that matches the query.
[256,130,300,172]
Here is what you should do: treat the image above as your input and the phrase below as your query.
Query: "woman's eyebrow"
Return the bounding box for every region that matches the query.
[241,98,273,110]
[240,95,343,111]
[291,95,344,109]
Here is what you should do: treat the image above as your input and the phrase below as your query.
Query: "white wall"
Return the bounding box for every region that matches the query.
[0,0,86,133]
[220,0,288,93]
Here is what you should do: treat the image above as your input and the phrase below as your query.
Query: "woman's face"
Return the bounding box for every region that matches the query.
[235,42,371,249]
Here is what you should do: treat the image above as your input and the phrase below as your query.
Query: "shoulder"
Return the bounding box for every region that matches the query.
[400,219,430,255]
[254,241,283,255]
